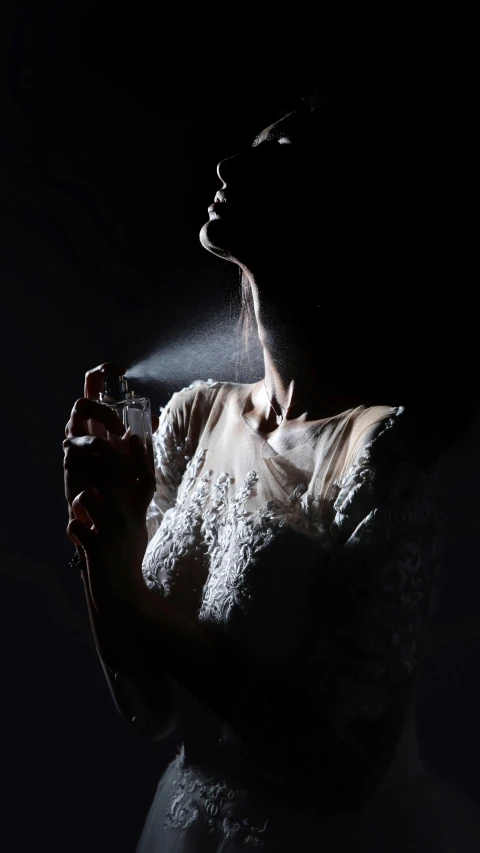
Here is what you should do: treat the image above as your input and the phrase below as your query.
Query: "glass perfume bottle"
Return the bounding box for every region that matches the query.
[98,372,155,475]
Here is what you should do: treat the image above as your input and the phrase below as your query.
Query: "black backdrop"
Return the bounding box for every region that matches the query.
[1,6,478,851]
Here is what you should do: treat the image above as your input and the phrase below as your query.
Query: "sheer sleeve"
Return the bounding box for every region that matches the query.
[142,378,220,599]
[289,406,447,804]
[219,407,448,806]
[145,385,197,545]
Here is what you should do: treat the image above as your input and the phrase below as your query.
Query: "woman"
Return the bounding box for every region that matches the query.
[63,89,480,851]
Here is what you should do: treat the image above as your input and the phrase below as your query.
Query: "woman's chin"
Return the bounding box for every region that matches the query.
[199,219,238,261]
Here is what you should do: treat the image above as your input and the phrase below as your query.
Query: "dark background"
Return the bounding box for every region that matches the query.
[0,5,478,851]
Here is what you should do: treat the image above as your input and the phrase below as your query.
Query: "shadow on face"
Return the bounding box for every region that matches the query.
[199,104,394,285]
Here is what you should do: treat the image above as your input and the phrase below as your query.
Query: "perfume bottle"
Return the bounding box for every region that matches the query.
[98,372,155,475]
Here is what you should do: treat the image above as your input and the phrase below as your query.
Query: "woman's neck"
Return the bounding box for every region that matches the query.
[246,270,369,428]
[259,349,367,428]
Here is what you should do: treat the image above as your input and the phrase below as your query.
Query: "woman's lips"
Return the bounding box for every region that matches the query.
[208,201,230,215]
[209,190,229,212]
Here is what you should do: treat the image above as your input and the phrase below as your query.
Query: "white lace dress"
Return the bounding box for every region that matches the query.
[132,380,480,852]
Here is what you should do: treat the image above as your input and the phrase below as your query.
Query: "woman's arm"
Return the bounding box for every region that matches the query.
[93,394,187,740]
[79,381,213,740]
[98,654,178,741]
[80,552,179,741]
[123,580,320,769]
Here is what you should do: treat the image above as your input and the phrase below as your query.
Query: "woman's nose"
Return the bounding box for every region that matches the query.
[216,154,238,185]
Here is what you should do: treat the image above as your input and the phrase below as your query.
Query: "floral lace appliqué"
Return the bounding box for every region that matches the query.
[163,745,269,846]
[140,391,448,841]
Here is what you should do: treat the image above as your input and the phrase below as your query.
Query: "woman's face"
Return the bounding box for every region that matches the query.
[199,108,345,273]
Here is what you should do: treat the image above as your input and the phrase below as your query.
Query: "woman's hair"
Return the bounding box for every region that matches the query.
[237,84,478,463]
[238,269,255,349]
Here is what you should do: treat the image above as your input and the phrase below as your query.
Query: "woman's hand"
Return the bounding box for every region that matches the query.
[63,362,158,620]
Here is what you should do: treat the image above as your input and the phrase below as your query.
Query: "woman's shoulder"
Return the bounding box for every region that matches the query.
[334,404,449,534]
[163,378,247,417]
[160,379,250,443]
[349,403,442,474]
[162,378,220,413]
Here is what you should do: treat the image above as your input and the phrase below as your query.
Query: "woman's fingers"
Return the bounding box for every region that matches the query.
[74,488,105,521]
[68,493,100,569]
[69,483,125,542]
[63,433,118,460]
[64,433,139,502]
[84,362,126,400]
[65,397,126,439]
[70,493,95,527]
[82,362,126,443]
[63,434,121,507]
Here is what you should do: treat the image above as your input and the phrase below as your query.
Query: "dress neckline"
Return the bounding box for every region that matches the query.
[238,383,366,460]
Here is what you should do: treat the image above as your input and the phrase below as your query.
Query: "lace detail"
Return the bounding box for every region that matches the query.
[138,384,449,842]
[143,379,215,588]
[198,471,332,633]
[163,745,270,846]
[144,458,331,640]
[297,405,447,781]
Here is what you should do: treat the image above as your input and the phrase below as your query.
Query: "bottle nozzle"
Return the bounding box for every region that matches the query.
[99,373,134,402]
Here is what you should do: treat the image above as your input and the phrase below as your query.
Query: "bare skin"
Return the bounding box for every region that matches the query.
[200,107,375,438]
